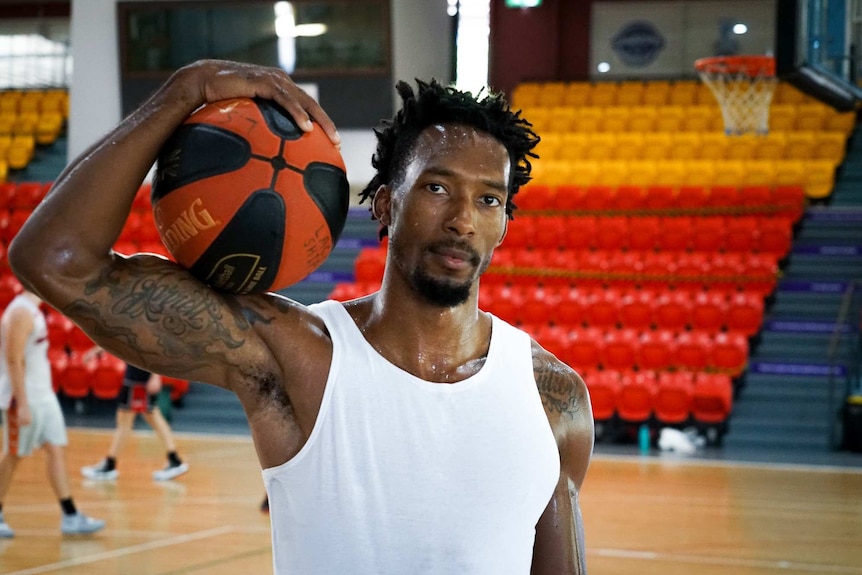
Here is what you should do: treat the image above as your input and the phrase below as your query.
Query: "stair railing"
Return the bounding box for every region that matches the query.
[826,280,862,449]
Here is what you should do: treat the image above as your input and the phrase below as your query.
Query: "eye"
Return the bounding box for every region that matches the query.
[481,194,503,207]
[427,183,446,194]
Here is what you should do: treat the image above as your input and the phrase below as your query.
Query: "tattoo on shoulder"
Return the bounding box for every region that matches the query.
[534,357,584,420]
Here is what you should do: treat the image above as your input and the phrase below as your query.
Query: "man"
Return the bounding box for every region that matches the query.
[80,359,189,482]
[10,60,593,572]
[0,289,105,537]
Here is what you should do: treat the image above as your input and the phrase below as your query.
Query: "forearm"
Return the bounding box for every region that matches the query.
[9,66,204,304]
[7,360,27,406]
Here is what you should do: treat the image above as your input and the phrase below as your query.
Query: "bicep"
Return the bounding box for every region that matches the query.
[3,308,33,364]
[56,253,267,389]
[532,477,587,575]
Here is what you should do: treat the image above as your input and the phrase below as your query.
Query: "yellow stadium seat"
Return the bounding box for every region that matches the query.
[699,133,730,160]
[535,132,564,161]
[18,91,43,114]
[532,159,572,186]
[537,82,567,107]
[684,160,717,187]
[559,133,590,161]
[772,160,808,187]
[41,90,68,116]
[683,105,718,132]
[784,131,816,159]
[745,160,778,186]
[595,160,630,186]
[724,134,759,160]
[754,132,787,160]
[654,160,688,186]
[570,107,603,132]
[654,106,685,132]
[711,160,747,187]
[601,106,629,132]
[521,107,552,134]
[13,112,39,136]
[0,160,7,182]
[589,83,619,106]
[585,133,617,160]
[512,83,542,108]
[795,103,830,131]
[668,132,703,160]
[616,82,644,106]
[628,106,657,132]
[0,114,15,136]
[695,83,718,106]
[803,160,836,199]
[566,160,600,186]
[774,82,809,105]
[824,111,856,135]
[626,160,659,187]
[614,132,646,160]
[642,81,671,106]
[812,132,847,166]
[641,132,673,160]
[769,104,797,132]
[8,135,34,169]
[563,83,591,107]
[0,91,21,114]
[668,81,699,106]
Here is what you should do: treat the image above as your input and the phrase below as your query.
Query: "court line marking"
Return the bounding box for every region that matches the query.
[593,452,862,475]
[4,525,235,575]
[590,547,862,574]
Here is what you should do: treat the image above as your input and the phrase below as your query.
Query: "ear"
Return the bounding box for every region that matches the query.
[496,217,508,247]
[371,184,392,226]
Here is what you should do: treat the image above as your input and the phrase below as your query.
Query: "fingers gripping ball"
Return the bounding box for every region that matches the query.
[151,97,349,294]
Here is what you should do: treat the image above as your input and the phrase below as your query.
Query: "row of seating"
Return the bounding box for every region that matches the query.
[516,183,805,219]
[0,89,68,116]
[522,324,749,376]
[582,369,733,428]
[0,111,64,144]
[50,347,189,403]
[512,79,821,108]
[530,158,835,198]
[534,130,846,165]
[503,214,794,257]
[479,284,764,335]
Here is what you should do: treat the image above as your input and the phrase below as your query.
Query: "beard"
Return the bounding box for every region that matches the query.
[393,237,490,308]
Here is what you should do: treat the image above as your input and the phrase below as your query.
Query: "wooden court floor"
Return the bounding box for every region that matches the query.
[1,429,861,575]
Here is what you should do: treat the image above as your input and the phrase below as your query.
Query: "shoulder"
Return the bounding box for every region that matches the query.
[530,338,594,487]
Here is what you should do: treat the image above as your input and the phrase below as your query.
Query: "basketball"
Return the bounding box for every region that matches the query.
[151,97,349,294]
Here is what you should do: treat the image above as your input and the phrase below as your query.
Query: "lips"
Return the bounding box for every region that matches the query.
[427,241,480,271]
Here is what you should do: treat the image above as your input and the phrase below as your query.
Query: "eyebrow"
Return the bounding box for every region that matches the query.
[424,167,508,193]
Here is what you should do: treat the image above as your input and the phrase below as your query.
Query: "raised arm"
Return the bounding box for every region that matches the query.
[7,60,339,390]
[531,344,594,574]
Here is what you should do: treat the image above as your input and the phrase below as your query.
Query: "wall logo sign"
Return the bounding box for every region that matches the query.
[611,21,666,67]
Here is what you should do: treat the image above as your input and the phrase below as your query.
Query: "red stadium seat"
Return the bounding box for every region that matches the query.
[725,291,765,336]
[690,216,726,253]
[771,184,805,222]
[532,216,567,250]
[690,291,728,332]
[618,289,655,330]
[657,216,693,251]
[739,185,772,207]
[675,330,713,372]
[614,185,646,210]
[564,216,597,250]
[655,371,694,425]
[757,216,793,258]
[554,184,586,211]
[616,371,656,424]
[585,370,620,422]
[676,185,710,208]
[707,185,740,208]
[692,373,733,424]
[45,311,73,351]
[627,216,661,251]
[595,216,629,251]
[711,331,748,376]
[644,185,676,209]
[555,286,590,327]
[533,324,571,363]
[501,216,533,250]
[91,353,126,400]
[583,288,622,329]
[601,328,638,371]
[568,327,604,372]
[66,324,94,352]
[354,248,386,283]
[639,252,676,290]
[517,184,555,211]
[0,273,22,309]
[673,252,709,292]
[518,286,558,326]
[724,216,759,252]
[653,290,692,331]
[637,329,675,372]
[60,353,94,399]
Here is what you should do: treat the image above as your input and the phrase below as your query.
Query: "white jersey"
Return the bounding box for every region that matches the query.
[0,294,54,409]
[262,300,560,575]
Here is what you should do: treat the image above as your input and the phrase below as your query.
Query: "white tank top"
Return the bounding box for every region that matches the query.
[262,300,560,575]
[0,294,54,409]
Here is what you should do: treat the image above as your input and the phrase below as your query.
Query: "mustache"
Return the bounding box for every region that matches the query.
[424,239,482,267]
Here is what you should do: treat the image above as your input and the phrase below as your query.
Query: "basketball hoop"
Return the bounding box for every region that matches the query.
[694,55,777,136]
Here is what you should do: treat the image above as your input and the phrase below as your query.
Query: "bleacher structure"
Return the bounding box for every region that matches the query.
[0,182,189,404]
[0,89,68,180]
[328,78,847,446]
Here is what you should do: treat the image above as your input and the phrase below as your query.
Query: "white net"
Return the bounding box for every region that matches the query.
[695,56,777,136]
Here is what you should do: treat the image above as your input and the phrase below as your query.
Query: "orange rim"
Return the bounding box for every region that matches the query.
[694,55,775,77]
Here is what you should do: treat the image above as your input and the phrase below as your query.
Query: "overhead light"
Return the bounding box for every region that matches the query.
[597,62,611,73]
[733,23,748,35]
[506,0,542,7]
[275,20,327,38]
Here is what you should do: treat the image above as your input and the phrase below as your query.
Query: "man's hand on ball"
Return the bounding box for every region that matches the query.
[177,59,341,148]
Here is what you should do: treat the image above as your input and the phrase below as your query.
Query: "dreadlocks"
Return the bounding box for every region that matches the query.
[358,79,539,236]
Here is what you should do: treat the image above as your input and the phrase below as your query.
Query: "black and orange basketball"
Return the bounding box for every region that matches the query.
[151,97,349,294]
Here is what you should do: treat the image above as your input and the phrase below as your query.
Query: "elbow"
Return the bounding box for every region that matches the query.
[8,234,93,304]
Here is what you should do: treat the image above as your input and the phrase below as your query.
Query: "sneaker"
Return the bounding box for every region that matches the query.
[152,461,189,481]
[81,460,119,481]
[0,512,14,538]
[61,512,106,535]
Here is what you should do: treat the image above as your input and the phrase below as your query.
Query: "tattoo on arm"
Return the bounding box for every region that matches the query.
[534,360,582,420]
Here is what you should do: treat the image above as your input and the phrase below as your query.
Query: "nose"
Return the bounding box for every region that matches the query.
[445,195,476,236]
